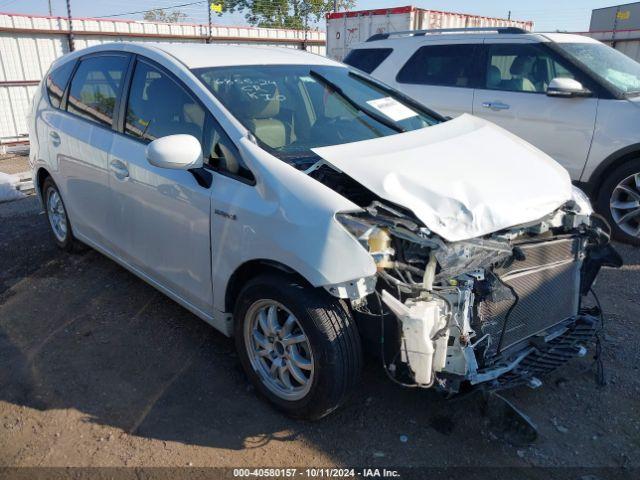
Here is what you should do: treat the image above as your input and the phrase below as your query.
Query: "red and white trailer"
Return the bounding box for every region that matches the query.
[326,5,533,61]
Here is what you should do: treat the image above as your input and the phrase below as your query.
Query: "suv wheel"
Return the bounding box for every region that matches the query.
[597,159,640,246]
[234,273,362,419]
[42,177,81,252]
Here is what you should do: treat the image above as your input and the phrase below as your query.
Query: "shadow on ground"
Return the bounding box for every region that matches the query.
[1,197,639,467]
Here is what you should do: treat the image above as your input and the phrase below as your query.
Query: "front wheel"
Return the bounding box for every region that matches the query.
[596,159,640,246]
[234,273,362,419]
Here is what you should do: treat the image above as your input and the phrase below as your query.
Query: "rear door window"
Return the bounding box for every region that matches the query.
[46,60,75,109]
[66,55,129,128]
[125,60,205,143]
[397,44,477,88]
[397,44,479,87]
[343,48,393,74]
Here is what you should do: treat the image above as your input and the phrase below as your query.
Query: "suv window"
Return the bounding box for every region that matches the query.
[46,60,75,109]
[203,114,254,183]
[484,43,576,93]
[343,48,393,74]
[125,60,205,143]
[67,55,128,127]
[397,44,478,87]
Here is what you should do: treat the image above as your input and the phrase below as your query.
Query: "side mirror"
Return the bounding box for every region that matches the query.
[547,77,591,98]
[146,134,203,170]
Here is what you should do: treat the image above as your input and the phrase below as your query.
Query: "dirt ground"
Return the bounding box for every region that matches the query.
[0,152,29,176]
[1,196,639,474]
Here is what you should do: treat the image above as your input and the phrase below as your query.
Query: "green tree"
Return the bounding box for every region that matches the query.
[216,0,355,29]
[143,9,187,23]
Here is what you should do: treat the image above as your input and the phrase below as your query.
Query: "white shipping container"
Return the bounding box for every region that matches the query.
[326,5,534,61]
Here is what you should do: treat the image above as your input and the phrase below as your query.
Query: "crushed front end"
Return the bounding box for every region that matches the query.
[335,197,622,394]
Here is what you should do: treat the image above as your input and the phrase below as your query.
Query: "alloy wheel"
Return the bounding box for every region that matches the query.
[244,300,314,401]
[46,188,68,242]
[610,172,640,238]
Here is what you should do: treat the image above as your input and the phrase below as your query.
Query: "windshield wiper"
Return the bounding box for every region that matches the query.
[309,70,405,133]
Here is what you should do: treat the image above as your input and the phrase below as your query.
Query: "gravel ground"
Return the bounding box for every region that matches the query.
[0,152,29,176]
[0,196,639,473]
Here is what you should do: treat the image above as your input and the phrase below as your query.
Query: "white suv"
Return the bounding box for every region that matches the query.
[30,42,619,419]
[345,28,640,245]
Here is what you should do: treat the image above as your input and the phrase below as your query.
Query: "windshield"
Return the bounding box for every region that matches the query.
[193,65,439,165]
[557,42,640,95]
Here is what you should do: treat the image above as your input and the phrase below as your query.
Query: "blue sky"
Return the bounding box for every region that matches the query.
[0,0,624,32]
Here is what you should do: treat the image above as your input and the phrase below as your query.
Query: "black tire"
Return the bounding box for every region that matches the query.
[41,177,81,252]
[234,273,362,420]
[596,159,640,246]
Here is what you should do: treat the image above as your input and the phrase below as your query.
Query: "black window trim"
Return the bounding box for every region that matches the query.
[62,51,133,133]
[343,47,394,74]
[395,43,484,89]
[118,54,256,186]
[45,58,77,110]
[477,42,612,98]
[201,112,256,186]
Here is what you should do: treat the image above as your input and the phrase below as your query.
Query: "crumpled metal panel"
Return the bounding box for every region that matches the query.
[312,114,573,242]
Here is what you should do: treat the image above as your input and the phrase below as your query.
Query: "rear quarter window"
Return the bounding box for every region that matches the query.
[66,55,129,128]
[46,60,76,109]
[397,44,478,88]
[343,48,393,74]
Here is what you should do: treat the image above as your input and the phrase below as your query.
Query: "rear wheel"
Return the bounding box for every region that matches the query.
[234,273,362,419]
[42,177,81,252]
[596,159,640,246]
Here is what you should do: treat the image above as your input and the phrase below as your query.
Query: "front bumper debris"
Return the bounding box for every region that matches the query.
[473,313,599,390]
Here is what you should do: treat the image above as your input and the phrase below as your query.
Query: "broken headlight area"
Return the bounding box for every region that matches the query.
[336,199,621,394]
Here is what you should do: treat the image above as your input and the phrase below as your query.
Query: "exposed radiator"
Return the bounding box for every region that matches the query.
[477,237,583,359]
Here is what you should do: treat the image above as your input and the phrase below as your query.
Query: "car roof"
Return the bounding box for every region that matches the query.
[354,31,600,49]
[539,33,600,44]
[132,42,341,69]
[54,42,343,70]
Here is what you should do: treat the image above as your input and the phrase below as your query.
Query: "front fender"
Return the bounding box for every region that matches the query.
[210,139,376,314]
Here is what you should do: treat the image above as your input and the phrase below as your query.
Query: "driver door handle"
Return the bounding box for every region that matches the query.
[482,101,510,111]
[109,159,129,179]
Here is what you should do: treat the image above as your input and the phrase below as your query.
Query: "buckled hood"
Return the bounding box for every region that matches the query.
[313,114,573,242]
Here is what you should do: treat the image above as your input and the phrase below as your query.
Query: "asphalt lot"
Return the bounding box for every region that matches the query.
[1,195,639,471]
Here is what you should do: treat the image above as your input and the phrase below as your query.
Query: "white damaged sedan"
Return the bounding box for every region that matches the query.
[29,43,621,419]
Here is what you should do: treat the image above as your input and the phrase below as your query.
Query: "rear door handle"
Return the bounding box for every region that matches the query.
[109,159,129,180]
[49,131,61,146]
[482,101,510,111]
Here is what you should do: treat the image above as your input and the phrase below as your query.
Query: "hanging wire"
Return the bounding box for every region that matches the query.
[95,1,207,19]
[590,287,607,387]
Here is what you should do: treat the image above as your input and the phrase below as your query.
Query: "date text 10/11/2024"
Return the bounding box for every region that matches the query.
[232,468,401,478]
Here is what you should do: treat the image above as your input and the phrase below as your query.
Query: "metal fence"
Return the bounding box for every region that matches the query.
[0,12,326,145]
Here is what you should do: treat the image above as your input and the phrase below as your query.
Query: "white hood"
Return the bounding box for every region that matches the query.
[312,114,573,242]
